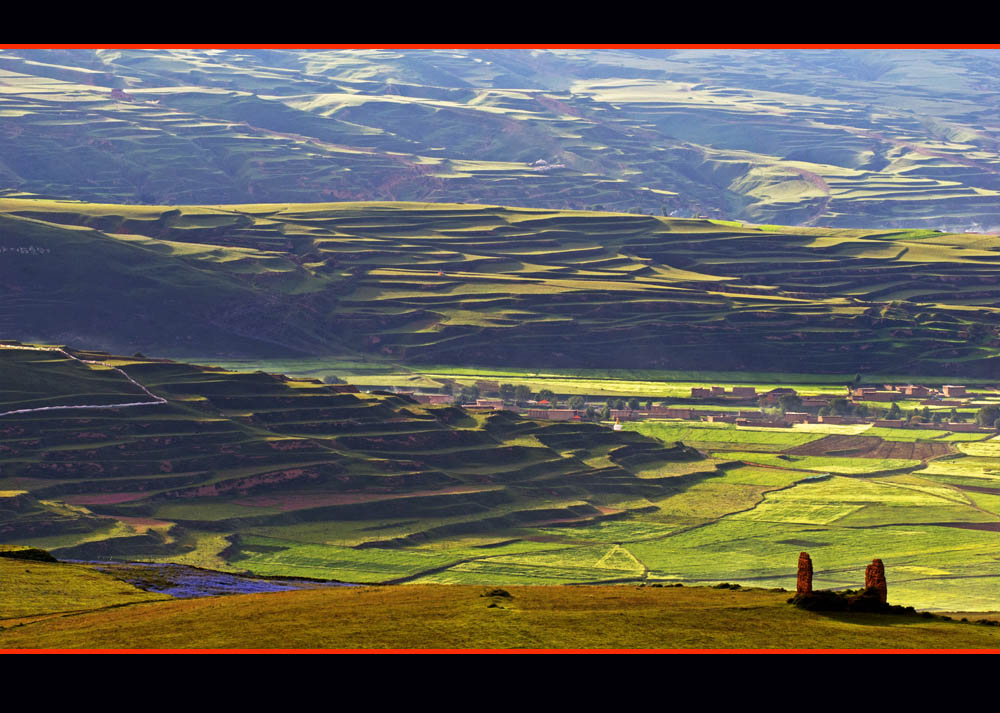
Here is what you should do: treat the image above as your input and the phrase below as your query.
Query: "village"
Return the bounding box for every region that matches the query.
[395,381,1000,433]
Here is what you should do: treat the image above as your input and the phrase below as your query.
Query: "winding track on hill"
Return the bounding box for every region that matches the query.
[0,345,166,418]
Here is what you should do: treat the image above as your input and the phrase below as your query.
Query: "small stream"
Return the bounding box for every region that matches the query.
[75,561,359,599]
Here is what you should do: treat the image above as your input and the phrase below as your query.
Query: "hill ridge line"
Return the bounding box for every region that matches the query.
[0,345,167,417]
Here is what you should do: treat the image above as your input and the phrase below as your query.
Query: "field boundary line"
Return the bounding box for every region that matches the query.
[0,345,167,417]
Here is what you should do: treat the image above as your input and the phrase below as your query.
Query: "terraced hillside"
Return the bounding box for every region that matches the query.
[4,344,1000,609]
[2,199,999,375]
[0,344,710,583]
[5,48,1000,230]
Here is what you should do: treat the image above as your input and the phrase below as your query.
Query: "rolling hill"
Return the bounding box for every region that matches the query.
[1,198,998,375]
[4,48,1000,231]
[0,343,710,584]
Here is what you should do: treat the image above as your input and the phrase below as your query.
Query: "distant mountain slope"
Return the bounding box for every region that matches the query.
[0,206,340,356]
[1,199,998,375]
[3,48,1000,229]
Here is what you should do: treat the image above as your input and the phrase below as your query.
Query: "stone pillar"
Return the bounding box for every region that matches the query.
[796,552,813,595]
[865,558,887,603]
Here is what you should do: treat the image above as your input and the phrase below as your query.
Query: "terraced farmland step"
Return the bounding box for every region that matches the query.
[4,199,1000,374]
[0,346,704,562]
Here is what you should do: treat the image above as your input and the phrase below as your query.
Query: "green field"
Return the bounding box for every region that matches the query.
[713,451,920,474]
[864,427,952,442]
[624,422,825,449]
[3,343,1000,612]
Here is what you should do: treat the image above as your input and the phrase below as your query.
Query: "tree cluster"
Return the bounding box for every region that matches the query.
[818,398,868,418]
[976,405,1000,430]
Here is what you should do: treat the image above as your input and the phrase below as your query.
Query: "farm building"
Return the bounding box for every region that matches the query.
[898,385,931,397]
[412,393,453,405]
[940,422,988,432]
[524,409,577,421]
[901,421,984,432]
[736,417,790,427]
[851,388,897,402]
[800,396,831,407]
[648,406,694,418]
[609,409,638,421]
[690,386,757,399]
[759,388,798,405]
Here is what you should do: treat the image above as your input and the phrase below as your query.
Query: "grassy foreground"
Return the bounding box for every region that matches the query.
[5,581,1000,650]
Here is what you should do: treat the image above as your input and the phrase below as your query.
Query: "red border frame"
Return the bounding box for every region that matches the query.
[4,44,1000,49]
[4,648,996,654]
[2,42,998,655]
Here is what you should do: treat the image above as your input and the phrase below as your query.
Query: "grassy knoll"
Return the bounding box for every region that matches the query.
[0,347,150,410]
[0,557,170,621]
[3,582,999,650]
